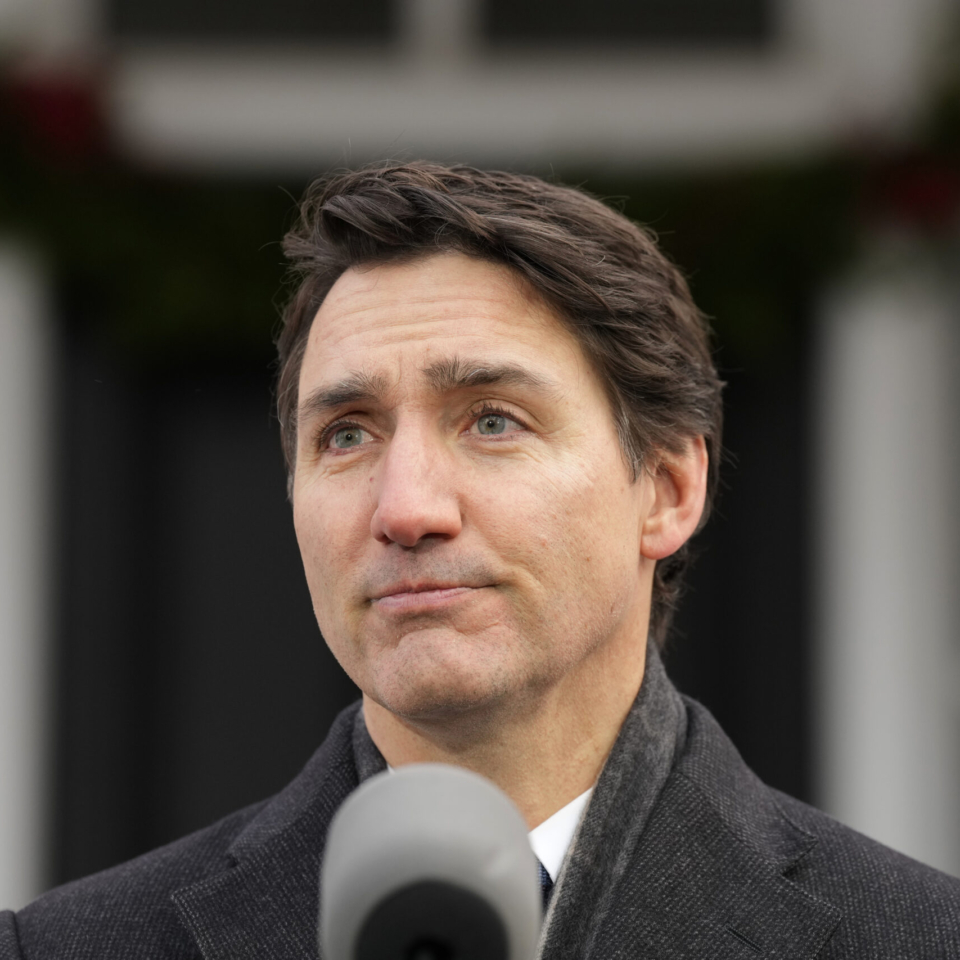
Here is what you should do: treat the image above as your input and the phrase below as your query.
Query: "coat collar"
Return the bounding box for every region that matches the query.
[171,703,362,960]
[540,648,841,960]
[577,703,843,959]
[171,654,842,960]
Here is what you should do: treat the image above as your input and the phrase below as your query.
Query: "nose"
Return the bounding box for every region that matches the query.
[370,428,463,547]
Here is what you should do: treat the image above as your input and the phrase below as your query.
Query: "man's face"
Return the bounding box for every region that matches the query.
[293,252,655,723]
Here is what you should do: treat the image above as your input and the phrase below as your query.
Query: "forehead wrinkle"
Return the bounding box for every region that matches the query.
[326,286,518,325]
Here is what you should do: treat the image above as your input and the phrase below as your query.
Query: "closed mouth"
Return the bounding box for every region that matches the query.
[370,582,491,610]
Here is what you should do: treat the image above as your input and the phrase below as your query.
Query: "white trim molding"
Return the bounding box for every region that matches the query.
[106,0,952,172]
[0,244,53,910]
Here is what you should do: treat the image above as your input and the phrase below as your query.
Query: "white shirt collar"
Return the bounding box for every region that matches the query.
[528,786,594,882]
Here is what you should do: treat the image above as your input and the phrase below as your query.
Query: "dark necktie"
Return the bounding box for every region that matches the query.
[536,858,554,912]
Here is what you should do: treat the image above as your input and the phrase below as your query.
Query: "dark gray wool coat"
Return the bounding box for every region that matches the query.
[4,646,960,959]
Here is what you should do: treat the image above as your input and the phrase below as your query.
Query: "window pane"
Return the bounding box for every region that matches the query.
[485,0,772,46]
[109,0,394,42]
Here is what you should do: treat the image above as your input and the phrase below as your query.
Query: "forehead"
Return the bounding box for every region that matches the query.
[298,252,589,394]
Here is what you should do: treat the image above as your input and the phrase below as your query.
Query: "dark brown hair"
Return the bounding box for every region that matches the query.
[277,161,723,648]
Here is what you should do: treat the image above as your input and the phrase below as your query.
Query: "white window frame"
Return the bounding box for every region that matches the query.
[6,0,954,172]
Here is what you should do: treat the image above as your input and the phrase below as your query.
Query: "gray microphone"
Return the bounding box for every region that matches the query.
[320,764,542,960]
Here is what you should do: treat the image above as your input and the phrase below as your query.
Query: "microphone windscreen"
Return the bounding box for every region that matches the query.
[320,764,541,960]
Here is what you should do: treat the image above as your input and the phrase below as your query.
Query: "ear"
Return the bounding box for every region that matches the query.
[640,436,709,561]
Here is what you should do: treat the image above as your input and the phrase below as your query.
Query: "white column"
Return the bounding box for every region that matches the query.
[0,244,52,909]
[814,243,960,877]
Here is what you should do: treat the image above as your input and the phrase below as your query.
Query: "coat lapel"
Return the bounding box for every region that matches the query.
[171,704,362,960]
[586,773,842,959]
[542,697,842,960]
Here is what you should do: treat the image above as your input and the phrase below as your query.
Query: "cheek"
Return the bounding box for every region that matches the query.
[481,457,639,589]
[293,497,371,680]
[293,485,366,603]
[295,466,375,542]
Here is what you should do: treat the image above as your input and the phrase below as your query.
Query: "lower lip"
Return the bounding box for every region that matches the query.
[373,586,482,612]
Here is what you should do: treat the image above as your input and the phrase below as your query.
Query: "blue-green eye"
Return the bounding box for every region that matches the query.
[472,410,524,436]
[477,414,508,435]
[330,425,368,449]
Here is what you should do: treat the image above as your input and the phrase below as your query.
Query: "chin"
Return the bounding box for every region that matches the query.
[365,636,518,724]
[371,668,508,723]
[339,622,538,724]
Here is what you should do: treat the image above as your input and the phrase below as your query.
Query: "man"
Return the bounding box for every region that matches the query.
[3,161,960,958]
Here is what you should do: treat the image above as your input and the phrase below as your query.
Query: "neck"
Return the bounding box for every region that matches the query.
[362,634,648,829]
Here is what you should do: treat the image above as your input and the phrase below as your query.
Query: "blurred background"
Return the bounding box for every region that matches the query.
[1,0,959,910]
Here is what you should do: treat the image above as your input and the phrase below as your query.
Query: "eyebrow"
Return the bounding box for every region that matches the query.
[297,358,559,427]
[423,357,558,395]
[298,371,391,426]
